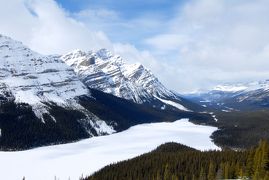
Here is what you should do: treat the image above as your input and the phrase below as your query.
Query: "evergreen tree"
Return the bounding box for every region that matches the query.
[207,161,216,180]
[171,174,178,180]
[163,163,170,180]
[260,140,269,174]
[246,149,254,176]
[199,167,206,180]
[156,170,161,180]
[223,162,230,179]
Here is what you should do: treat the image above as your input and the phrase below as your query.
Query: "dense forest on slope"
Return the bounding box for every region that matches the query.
[85,141,269,180]
[80,89,214,131]
[0,88,213,151]
[0,101,89,150]
[211,110,269,149]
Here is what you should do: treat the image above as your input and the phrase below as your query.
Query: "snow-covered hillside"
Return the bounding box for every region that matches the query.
[0,35,145,150]
[61,49,192,111]
[0,35,116,133]
[0,119,218,180]
[0,34,91,121]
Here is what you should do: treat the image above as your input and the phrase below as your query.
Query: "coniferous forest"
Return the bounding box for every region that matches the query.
[85,141,269,180]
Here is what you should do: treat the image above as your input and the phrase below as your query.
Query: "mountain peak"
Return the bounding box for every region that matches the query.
[0,34,31,53]
[96,48,113,60]
[0,35,89,121]
[61,49,180,105]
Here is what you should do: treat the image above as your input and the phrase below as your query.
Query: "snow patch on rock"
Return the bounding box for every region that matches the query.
[155,96,190,111]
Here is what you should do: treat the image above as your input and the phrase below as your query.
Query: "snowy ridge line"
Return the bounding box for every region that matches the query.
[202,80,269,94]
[61,49,182,106]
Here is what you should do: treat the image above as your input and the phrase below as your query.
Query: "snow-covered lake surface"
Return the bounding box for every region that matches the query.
[0,119,219,180]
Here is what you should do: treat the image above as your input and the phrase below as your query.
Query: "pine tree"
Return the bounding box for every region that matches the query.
[156,170,161,180]
[171,174,178,180]
[208,161,216,180]
[164,163,170,180]
[215,166,223,180]
[224,162,230,179]
[199,167,206,180]
[260,140,269,176]
[238,168,244,179]
[246,149,254,177]
[253,143,262,179]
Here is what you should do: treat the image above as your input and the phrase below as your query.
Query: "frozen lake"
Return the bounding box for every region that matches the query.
[0,119,219,180]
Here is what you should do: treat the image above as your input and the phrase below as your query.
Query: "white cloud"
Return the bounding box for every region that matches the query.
[113,43,185,90]
[145,34,190,51]
[144,0,269,92]
[1,0,269,92]
[114,43,163,72]
[0,0,113,54]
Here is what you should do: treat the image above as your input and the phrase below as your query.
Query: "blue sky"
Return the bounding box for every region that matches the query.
[55,0,185,47]
[56,0,183,18]
[1,0,269,92]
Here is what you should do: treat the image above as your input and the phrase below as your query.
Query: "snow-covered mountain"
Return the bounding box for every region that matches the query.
[187,80,269,111]
[0,35,120,149]
[0,35,211,150]
[0,35,89,121]
[61,49,197,111]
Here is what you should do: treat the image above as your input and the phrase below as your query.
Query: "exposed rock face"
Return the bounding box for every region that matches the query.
[61,49,192,111]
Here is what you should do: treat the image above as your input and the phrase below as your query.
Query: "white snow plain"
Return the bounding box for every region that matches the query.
[0,119,219,180]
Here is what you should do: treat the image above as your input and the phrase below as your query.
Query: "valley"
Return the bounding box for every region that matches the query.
[1,0,269,179]
[0,31,268,180]
[0,119,218,180]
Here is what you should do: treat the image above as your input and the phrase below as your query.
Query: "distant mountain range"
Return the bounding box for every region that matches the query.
[0,35,209,150]
[186,80,269,111]
[186,81,269,148]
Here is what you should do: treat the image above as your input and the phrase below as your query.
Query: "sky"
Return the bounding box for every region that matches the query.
[1,0,269,93]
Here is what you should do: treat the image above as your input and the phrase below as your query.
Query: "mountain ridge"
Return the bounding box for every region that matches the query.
[61,48,198,112]
[0,34,211,150]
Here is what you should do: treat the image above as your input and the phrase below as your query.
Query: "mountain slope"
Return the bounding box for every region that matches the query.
[61,49,202,112]
[0,35,212,150]
[0,35,90,121]
[0,35,116,149]
[79,89,213,132]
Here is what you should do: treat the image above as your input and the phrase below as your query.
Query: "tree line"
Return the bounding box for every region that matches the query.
[85,140,269,180]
